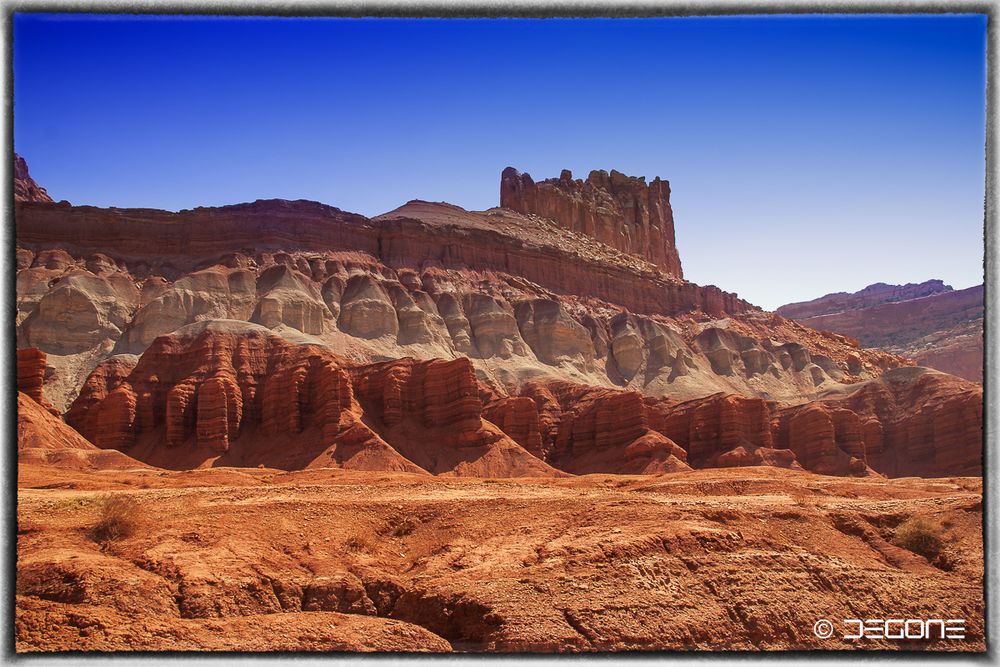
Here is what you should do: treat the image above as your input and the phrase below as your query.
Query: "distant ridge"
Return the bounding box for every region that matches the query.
[778,282,983,382]
[776,280,952,320]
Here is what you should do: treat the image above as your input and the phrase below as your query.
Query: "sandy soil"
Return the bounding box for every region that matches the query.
[16,464,984,652]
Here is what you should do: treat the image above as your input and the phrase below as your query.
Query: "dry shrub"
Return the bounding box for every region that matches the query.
[92,494,141,542]
[381,514,419,538]
[344,535,373,553]
[788,488,813,508]
[893,517,945,560]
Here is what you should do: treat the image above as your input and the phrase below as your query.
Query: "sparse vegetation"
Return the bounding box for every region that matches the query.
[893,517,945,560]
[389,516,418,538]
[92,494,141,543]
[344,535,373,553]
[789,489,815,508]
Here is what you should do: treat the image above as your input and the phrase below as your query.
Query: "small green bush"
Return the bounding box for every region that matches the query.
[893,517,945,560]
[92,494,141,542]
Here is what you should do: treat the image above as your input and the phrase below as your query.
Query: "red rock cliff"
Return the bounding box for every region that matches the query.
[500,167,683,278]
[510,367,980,479]
[66,323,557,477]
[65,321,419,472]
[17,198,748,319]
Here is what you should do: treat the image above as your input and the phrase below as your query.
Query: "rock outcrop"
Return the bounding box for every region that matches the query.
[650,393,793,470]
[837,367,983,477]
[508,367,981,478]
[66,322,424,473]
[14,154,53,203]
[779,282,983,382]
[500,167,683,278]
[482,397,544,459]
[350,357,558,477]
[530,382,691,475]
[65,323,556,477]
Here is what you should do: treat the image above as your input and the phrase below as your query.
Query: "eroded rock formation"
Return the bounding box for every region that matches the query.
[17,392,147,470]
[506,367,981,478]
[65,323,556,477]
[500,167,683,278]
[15,158,980,481]
[529,382,691,475]
[38,318,983,480]
[837,367,983,477]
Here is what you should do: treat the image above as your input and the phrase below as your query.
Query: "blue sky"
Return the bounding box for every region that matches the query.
[13,14,986,310]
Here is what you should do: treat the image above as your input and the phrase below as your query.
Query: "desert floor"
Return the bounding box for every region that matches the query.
[16,464,984,652]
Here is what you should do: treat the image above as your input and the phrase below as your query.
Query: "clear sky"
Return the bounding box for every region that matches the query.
[13,14,986,310]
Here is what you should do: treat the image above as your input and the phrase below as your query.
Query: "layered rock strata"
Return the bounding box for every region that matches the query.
[66,328,980,478]
[65,323,555,477]
[500,167,683,278]
[836,367,983,477]
[16,197,725,320]
[15,235,905,412]
[16,348,49,407]
[16,348,57,415]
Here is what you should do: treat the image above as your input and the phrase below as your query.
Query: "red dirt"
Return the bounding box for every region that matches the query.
[16,465,983,652]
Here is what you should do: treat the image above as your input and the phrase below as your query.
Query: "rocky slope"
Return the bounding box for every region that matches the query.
[16,465,984,651]
[779,283,983,382]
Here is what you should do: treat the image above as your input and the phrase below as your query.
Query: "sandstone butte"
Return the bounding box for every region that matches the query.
[500,166,683,278]
[13,155,985,652]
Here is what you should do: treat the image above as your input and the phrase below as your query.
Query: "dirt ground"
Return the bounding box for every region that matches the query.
[16,464,984,652]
